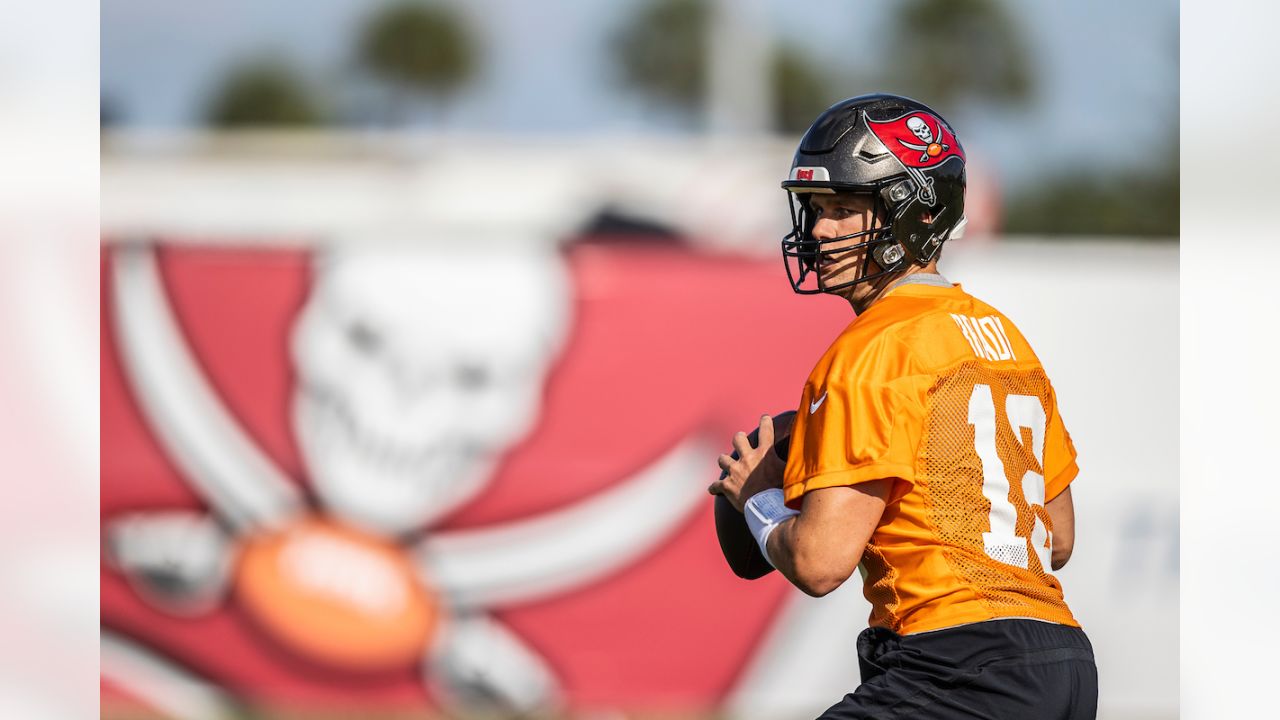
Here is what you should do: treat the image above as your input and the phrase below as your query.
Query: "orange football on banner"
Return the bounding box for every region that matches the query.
[234,517,439,672]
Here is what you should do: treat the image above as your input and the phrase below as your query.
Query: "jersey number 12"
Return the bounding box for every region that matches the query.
[967,384,1053,574]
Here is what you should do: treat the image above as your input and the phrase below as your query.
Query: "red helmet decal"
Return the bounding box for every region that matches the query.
[866,113,965,169]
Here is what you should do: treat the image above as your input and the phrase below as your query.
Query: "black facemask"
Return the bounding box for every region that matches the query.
[780,191,908,295]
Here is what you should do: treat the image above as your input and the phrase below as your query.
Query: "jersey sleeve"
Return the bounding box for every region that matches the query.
[782,346,924,509]
[1042,382,1078,502]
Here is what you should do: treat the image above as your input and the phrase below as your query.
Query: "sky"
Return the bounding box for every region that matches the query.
[101,0,1178,184]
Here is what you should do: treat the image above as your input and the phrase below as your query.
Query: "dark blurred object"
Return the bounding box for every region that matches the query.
[611,0,837,133]
[714,410,795,580]
[101,94,125,129]
[204,57,326,128]
[1004,163,1179,237]
[884,0,1035,109]
[355,1,477,124]
[576,207,687,245]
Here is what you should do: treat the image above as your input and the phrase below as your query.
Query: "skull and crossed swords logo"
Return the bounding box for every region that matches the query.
[899,116,950,164]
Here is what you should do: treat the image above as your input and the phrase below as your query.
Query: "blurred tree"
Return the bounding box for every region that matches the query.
[1003,160,1178,237]
[204,58,325,128]
[884,0,1034,108]
[613,0,710,115]
[771,46,837,134]
[354,1,477,124]
[612,0,836,133]
[1004,18,1177,238]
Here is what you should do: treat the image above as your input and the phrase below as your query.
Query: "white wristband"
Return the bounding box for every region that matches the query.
[744,488,800,568]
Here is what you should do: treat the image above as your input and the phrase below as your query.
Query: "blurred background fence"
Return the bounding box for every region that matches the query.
[102,1,1177,718]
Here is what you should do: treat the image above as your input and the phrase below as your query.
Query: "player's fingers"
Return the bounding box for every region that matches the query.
[716,453,734,471]
[731,431,752,457]
[707,480,724,496]
[758,414,774,449]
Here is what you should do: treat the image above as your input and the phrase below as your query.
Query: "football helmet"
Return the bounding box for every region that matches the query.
[781,93,968,294]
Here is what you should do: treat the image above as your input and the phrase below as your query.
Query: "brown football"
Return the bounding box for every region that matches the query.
[713,410,796,580]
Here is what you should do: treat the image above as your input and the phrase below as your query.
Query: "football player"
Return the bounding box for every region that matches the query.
[710,94,1098,719]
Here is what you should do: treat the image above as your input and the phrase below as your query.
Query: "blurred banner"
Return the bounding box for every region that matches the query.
[101,240,837,717]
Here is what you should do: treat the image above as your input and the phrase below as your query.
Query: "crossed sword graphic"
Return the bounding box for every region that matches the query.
[896,120,950,164]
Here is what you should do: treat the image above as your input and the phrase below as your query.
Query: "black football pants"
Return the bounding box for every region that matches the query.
[818,619,1098,720]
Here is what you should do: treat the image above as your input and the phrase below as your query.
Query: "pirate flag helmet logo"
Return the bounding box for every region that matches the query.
[865,111,966,205]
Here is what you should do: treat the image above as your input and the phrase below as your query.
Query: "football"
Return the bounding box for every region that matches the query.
[235,518,440,671]
[714,410,796,580]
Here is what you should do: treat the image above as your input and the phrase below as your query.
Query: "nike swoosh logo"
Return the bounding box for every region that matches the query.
[809,392,827,414]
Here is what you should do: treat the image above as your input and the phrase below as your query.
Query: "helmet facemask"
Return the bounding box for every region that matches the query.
[781,188,910,296]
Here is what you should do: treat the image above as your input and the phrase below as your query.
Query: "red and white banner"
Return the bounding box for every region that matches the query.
[101,242,854,716]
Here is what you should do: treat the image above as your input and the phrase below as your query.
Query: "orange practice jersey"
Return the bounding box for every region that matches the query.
[782,280,1080,635]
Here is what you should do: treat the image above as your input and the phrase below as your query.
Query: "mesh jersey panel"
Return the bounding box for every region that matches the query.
[907,361,1075,628]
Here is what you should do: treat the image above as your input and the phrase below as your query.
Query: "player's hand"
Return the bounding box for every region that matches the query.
[709,415,789,513]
